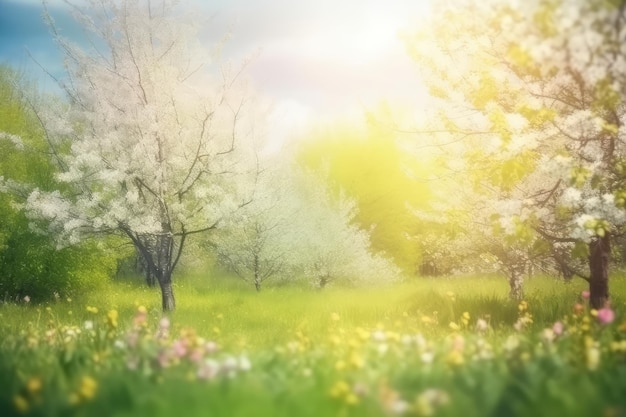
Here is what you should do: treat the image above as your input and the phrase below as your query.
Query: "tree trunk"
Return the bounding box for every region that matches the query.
[254,254,261,292]
[158,273,176,311]
[588,234,610,309]
[508,270,524,301]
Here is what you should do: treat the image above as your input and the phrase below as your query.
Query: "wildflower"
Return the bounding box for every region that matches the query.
[449,322,460,331]
[329,380,351,398]
[172,339,188,358]
[86,306,98,314]
[421,351,435,364]
[345,392,360,405]
[84,320,94,330]
[518,300,528,312]
[372,329,386,342]
[107,310,118,328]
[78,376,98,400]
[451,335,465,351]
[221,356,239,377]
[574,303,585,315]
[610,340,626,352]
[133,310,147,327]
[586,345,601,371]
[446,350,464,366]
[159,317,170,330]
[552,321,564,336]
[157,317,170,338]
[379,383,409,415]
[541,328,555,343]
[475,319,489,333]
[349,352,364,369]
[415,389,450,416]
[581,290,590,300]
[503,335,520,352]
[238,355,252,372]
[461,312,470,326]
[197,359,220,380]
[597,307,615,325]
[23,295,30,303]
[26,377,42,394]
[13,395,29,413]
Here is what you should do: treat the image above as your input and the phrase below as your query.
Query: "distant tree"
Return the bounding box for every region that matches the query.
[1,1,260,310]
[209,162,296,292]
[212,158,401,291]
[288,168,401,289]
[297,117,434,274]
[404,0,626,307]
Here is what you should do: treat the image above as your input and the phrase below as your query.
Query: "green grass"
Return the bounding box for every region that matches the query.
[82,272,612,347]
[2,272,626,417]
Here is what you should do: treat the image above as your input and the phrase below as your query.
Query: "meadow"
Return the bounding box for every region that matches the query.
[1,273,626,417]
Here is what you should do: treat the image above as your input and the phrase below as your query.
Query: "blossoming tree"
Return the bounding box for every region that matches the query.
[404,0,626,307]
[8,0,260,310]
[211,159,400,290]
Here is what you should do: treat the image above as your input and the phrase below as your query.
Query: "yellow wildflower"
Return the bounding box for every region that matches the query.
[26,377,42,394]
[107,310,118,328]
[329,380,351,398]
[78,376,98,400]
[446,350,464,366]
[349,352,364,369]
[13,395,29,413]
[345,392,360,405]
[86,306,98,314]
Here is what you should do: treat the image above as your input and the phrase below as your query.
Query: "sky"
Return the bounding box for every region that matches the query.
[0,0,431,149]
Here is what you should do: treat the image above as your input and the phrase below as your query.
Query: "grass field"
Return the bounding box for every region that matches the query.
[1,273,626,417]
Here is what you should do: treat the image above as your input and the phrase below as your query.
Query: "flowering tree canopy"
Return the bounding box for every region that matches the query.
[1,0,261,310]
[211,159,400,290]
[404,0,626,307]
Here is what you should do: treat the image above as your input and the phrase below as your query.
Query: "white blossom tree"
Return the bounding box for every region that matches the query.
[289,171,401,289]
[7,0,261,310]
[404,0,626,307]
[210,159,401,290]
[209,161,296,292]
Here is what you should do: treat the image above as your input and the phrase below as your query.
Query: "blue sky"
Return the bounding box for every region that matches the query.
[0,0,431,143]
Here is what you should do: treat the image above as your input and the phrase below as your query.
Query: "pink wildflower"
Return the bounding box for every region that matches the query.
[552,321,564,336]
[172,339,187,358]
[597,307,615,325]
[574,303,585,315]
[581,290,590,300]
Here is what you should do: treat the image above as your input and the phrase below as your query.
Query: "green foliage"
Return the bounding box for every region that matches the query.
[0,67,121,301]
[296,119,436,273]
